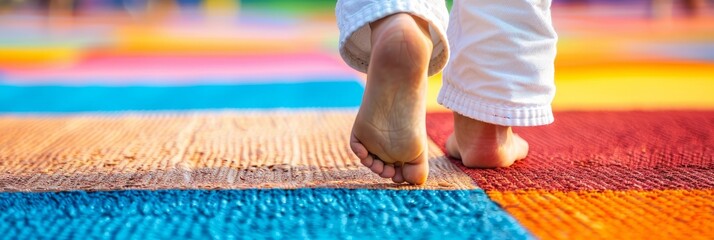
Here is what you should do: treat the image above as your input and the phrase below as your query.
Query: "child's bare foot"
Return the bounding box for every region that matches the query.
[349,13,432,185]
[446,112,529,168]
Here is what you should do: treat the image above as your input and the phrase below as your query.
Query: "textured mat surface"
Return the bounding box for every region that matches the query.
[0,189,532,239]
[425,111,714,238]
[2,3,713,239]
[490,189,714,239]
[0,111,476,191]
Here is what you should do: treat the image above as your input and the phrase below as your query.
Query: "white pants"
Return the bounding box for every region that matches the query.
[336,0,558,126]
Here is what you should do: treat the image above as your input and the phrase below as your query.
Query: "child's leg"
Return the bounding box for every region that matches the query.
[336,0,449,184]
[441,0,558,167]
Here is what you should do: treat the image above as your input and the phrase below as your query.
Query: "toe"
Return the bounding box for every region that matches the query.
[361,154,374,167]
[370,159,384,174]
[392,167,405,183]
[401,153,429,185]
[350,133,369,159]
[402,162,428,185]
[380,164,396,178]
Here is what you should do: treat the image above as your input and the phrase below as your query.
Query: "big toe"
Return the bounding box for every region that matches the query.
[401,161,428,185]
[398,153,429,185]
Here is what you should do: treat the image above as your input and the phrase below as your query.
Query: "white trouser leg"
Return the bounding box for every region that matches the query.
[335,0,450,76]
[439,0,558,126]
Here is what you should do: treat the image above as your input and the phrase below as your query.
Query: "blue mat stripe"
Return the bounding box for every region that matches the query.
[0,81,364,113]
[0,189,532,239]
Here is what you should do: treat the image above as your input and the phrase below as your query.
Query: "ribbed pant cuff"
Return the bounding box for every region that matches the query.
[437,82,554,127]
[336,0,449,76]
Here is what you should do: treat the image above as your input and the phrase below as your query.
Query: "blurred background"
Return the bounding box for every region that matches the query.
[0,0,712,112]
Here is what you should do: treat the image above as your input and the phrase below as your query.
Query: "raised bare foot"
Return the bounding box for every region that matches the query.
[349,13,432,185]
[445,112,529,168]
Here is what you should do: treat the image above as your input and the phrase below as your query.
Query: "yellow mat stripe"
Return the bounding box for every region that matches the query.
[427,62,714,112]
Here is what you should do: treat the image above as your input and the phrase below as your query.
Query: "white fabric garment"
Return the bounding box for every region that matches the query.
[336,0,558,127]
[335,0,451,76]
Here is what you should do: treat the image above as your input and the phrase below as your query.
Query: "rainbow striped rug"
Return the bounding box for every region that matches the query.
[1,5,713,239]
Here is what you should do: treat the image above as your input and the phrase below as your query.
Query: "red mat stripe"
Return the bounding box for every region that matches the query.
[425,111,714,191]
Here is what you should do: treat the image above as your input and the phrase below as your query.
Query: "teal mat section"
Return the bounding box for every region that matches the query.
[0,189,533,239]
[0,80,363,113]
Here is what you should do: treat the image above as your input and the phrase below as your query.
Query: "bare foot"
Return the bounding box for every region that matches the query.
[446,112,529,168]
[349,13,432,185]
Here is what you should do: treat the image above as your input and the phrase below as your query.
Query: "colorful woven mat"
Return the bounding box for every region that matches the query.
[1,3,713,239]
[426,111,714,239]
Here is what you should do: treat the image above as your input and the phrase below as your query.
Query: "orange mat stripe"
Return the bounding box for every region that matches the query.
[488,189,714,239]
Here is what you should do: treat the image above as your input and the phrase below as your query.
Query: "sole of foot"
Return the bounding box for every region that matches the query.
[349,13,433,185]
